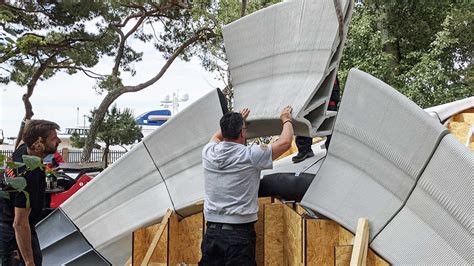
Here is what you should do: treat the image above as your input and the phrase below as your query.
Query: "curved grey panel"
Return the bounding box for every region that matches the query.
[65,250,109,266]
[36,209,110,265]
[143,89,227,215]
[371,134,473,264]
[301,69,448,239]
[425,96,474,123]
[224,0,354,138]
[61,142,173,264]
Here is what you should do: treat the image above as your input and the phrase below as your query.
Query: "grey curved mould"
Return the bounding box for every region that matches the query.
[371,134,473,264]
[57,89,227,265]
[425,96,474,123]
[223,0,354,138]
[301,68,448,240]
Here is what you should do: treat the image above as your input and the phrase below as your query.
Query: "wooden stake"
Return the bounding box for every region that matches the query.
[350,218,369,266]
[141,209,173,266]
[124,255,132,266]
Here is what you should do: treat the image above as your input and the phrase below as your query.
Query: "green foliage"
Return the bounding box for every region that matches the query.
[5,176,26,191]
[6,161,25,169]
[70,132,86,148]
[22,155,44,171]
[0,154,43,208]
[95,105,142,148]
[340,1,473,108]
[0,1,116,85]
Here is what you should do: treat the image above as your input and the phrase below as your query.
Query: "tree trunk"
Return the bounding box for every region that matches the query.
[102,143,110,168]
[14,94,34,149]
[375,4,401,76]
[241,0,248,17]
[81,89,123,162]
[14,58,53,149]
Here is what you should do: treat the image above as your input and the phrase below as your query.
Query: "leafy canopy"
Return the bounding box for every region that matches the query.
[339,1,473,108]
[0,1,116,85]
[95,104,142,148]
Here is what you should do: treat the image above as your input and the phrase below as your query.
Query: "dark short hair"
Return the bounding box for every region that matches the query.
[22,120,60,148]
[220,112,244,140]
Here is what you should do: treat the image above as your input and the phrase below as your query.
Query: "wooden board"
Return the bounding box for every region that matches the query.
[149,223,168,264]
[168,212,180,265]
[133,223,161,265]
[338,225,355,246]
[283,204,304,266]
[256,197,272,266]
[134,210,172,266]
[350,218,369,266]
[335,246,353,266]
[335,246,390,266]
[178,212,204,264]
[306,219,339,266]
[295,204,308,216]
[264,203,284,266]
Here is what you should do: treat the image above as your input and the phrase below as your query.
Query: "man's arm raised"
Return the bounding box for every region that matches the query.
[271,106,294,160]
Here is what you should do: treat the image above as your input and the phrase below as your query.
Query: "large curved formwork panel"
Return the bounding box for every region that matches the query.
[371,134,473,264]
[61,142,173,265]
[223,0,354,138]
[425,96,474,123]
[144,89,227,216]
[301,69,448,240]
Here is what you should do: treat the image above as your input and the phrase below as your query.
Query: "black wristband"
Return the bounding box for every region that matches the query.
[282,120,292,126]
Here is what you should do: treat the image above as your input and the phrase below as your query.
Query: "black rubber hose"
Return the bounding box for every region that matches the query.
[258,172,315,202]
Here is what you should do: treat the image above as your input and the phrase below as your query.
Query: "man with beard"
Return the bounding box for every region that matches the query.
[0,120,61,266]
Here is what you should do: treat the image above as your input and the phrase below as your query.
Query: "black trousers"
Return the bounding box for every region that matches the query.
[199,222,256,266]
[0,232,42,266]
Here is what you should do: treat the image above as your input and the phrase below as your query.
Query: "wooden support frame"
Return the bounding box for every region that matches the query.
[350,218,369,266]
[140,209,173,266]
[132,199,390,266]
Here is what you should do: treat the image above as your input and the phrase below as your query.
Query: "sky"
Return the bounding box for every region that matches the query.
[0,43,225,141]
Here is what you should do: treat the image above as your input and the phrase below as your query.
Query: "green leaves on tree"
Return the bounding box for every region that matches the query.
[339,2,473,108]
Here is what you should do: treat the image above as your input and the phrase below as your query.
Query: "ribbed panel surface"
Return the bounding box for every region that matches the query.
[301,69,447,239]
[224,0,354,138]
[37,209,109,265]
[372,134,473,264]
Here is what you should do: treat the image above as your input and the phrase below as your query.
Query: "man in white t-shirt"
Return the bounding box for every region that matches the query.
[199,106,294,265]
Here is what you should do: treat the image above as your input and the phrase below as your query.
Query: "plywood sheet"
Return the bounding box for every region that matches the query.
[168,213,180,266]
[283,204,305,266]
[256,197,272,266]
[264,203,284,266]
[150,223,168,264]
[306,219,339,266]
[133,221,168,265]
[178,212,204,264]
[335,245,390,266]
